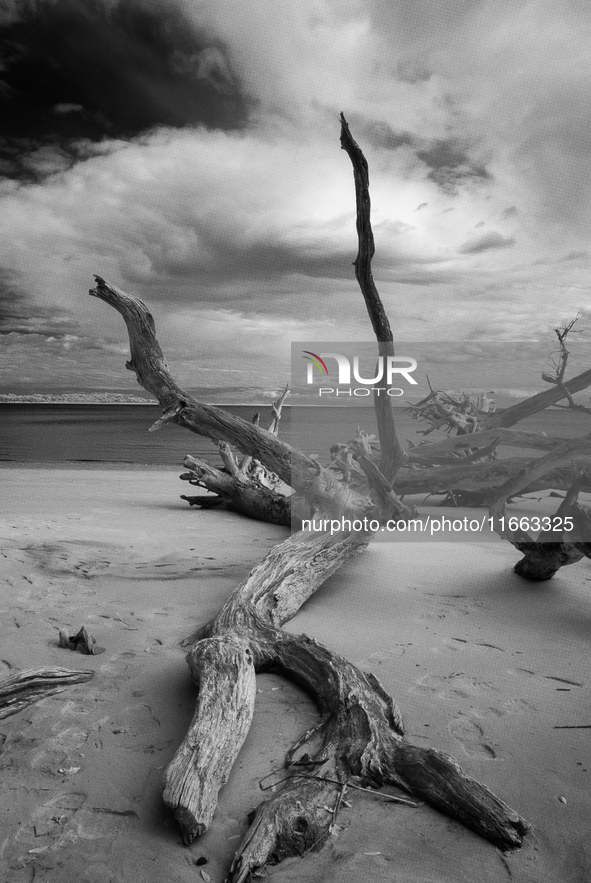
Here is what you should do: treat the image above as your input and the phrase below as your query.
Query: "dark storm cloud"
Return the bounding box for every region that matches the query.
[0,0,251,178]
[417,138,490,191]
[458,231,515,255]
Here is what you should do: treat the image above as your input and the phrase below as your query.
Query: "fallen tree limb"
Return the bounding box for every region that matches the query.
[483,368,591,428]
[0,668,94,720]
[179,455,292,525]
[487,441,591,579]
[89,277,370,519]
[394,455,591,496]
[176,388,297,524]
[407,427,591,463]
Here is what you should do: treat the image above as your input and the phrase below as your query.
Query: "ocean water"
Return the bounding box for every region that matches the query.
[0,403,589,466]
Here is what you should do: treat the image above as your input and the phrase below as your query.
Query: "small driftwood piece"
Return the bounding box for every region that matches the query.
[0,668,94,720]
[58,625,97,655]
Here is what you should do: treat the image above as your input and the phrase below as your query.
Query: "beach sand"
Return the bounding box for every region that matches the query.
[1,466,590,883]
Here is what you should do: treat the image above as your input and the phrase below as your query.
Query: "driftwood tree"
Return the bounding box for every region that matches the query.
[89,114,591,880]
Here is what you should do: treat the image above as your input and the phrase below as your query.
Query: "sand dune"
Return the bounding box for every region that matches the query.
[1,466,590,882]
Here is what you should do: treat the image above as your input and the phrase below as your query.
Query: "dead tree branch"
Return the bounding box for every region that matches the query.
[340,113,405,481]
[89,277,370,520]
[0,668,94,720]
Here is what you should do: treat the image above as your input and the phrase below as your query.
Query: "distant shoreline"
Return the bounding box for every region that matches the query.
[0,400,414,409]
[0,400,157,405]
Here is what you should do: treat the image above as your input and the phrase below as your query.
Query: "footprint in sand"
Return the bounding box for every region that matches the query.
[487,697,536,717]
[412,672,496,701]
[356,646,411,667]
[448,716,496,759]
[8,790,88,868]
[99,651,136,678]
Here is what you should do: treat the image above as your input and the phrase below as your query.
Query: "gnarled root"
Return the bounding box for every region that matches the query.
[180,454,291,525]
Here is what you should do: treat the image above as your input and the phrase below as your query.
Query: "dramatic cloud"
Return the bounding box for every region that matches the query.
[1,0,591,393]
[0,0,250,178]
[417,139,490,192]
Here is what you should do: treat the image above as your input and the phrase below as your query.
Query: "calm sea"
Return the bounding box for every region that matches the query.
[0,403,589,466]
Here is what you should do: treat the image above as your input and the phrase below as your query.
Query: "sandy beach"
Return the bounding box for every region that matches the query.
[1,465,591,883]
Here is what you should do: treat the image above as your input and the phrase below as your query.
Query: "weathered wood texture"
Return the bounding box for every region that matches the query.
[0,668,94,720]
[162,635,256,840]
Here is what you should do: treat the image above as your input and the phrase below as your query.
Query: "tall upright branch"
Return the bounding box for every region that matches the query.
[340,113,405,481]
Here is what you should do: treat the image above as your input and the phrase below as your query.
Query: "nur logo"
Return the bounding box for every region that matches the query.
[302,350,417,397]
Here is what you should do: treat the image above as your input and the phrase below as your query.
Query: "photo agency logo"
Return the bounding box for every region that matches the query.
[301,348,418,398]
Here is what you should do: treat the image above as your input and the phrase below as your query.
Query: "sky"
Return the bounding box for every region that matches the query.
[1,0,591,400]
